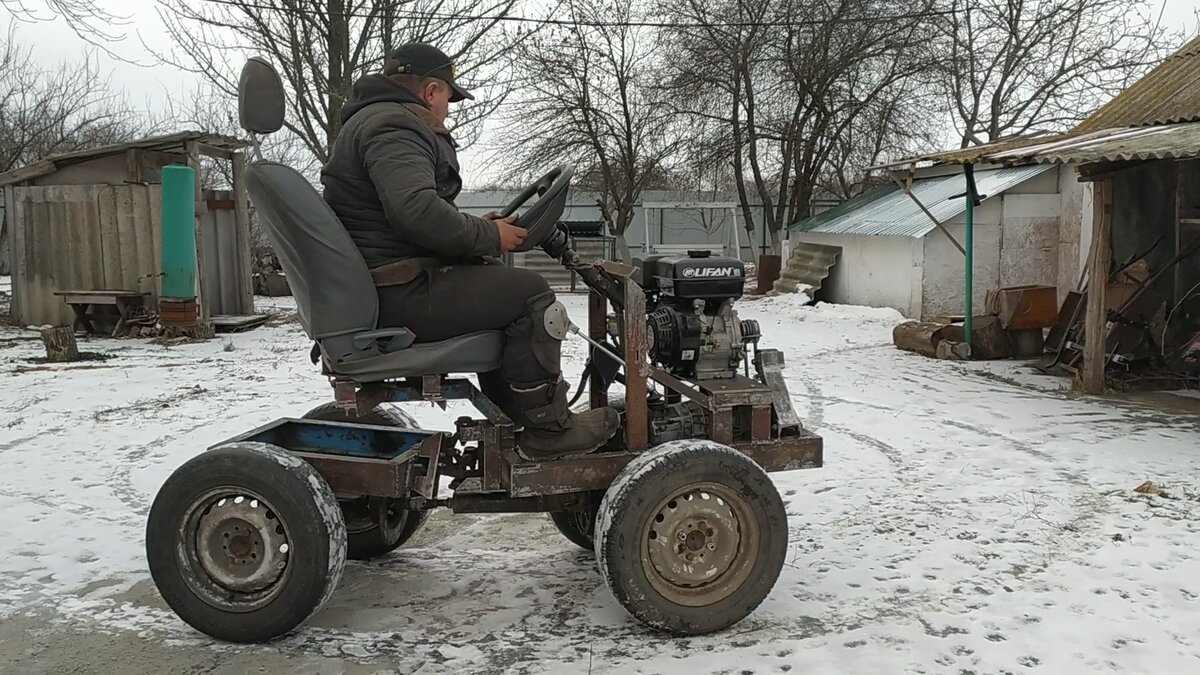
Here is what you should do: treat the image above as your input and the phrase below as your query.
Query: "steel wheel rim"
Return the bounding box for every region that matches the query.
[641,481,758,607]
[342,497,406,539]
[179,487,293,613]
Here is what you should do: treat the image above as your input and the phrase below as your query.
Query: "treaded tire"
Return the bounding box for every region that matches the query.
[595,440,787,634]
[548,492,602,551]
[302,402,428,559]
[145,442,347,643]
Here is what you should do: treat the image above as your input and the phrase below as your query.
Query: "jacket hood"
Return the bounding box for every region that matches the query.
[341,74,428,124]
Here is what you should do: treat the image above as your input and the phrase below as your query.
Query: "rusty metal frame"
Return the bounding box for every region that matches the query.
[226,255,823,513]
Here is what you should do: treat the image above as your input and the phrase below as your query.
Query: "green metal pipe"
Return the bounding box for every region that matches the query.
[161,164,197,299]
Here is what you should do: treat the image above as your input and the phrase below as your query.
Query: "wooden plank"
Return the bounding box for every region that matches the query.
[188,141,212,321]
[212,314,267,332]
[149,184,164,302]
[95,186,120,291]
[113,185,139,291]
[4,186,18,318]
[79,186,105,294]
[129,184,155,296]
[195,143,234,161]
[47,189,75,325]
[0,160,56,187]
[61,190,93,297]
[231,152,255,314]
[1082,179,1112,394]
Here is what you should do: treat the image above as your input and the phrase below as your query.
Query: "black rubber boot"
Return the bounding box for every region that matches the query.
[511,379,620,460]
[477,369,521,423]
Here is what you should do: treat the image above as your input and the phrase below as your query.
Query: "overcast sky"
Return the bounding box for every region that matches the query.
[5,0,1200,180]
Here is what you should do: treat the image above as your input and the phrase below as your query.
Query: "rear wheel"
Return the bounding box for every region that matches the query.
[595,440,788,634]
[145,442,346,643]
[302,402,429,559]
[548,492,602,551]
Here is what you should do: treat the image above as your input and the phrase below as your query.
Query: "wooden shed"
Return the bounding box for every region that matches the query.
[0,131,255,327]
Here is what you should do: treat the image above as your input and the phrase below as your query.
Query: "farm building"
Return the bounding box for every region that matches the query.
[828,35,1200,393]
[0,131,256,328]
[782,163,1084,320]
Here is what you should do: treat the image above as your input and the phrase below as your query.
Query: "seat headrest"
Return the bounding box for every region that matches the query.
[238,57,285,135]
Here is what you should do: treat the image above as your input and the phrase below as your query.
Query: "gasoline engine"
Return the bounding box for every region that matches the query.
[570,250,758,444]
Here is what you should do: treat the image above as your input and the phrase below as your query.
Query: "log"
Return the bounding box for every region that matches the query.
[40,326,79,362]
[893,321,947,357]
[1010,328,1046,357]
[942,315,1013,360]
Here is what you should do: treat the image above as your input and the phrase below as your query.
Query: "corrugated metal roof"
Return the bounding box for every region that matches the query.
[789,164,1053,237]
[878,120,1200,169]
[1078,37,1200,132]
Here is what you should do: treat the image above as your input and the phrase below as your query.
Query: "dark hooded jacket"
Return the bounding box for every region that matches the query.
[320,74,499,268]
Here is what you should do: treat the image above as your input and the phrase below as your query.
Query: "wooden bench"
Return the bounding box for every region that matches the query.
[53,290,151,337]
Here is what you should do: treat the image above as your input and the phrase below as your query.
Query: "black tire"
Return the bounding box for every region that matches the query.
[146,442,347,643]
[302,402,428,560]
[548,493,602,551]
[595,440,787,635]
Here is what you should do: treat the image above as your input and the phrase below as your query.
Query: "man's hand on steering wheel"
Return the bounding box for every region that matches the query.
[485,211,527,252]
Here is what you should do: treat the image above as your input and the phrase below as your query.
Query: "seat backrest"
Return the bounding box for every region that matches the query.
[245,162,379,340]
[237,56,380,343]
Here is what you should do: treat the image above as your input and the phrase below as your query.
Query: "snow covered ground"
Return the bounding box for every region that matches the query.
[1,289,1198,674]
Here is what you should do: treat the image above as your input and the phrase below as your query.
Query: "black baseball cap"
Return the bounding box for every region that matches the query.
[384,43,474,102]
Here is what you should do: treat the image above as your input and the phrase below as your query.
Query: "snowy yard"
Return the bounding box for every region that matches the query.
[1,288,1198,674]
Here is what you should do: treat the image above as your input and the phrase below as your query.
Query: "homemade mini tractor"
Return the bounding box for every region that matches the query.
[145,58,824,643]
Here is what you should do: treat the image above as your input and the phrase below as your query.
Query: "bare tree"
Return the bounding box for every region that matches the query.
[155,85,315,189]
[0,29,145,275]
[1,0,132,54]
[154,0,518,164]
[663,0,938,256]
[938,0,1177,147]
[492,0,685,262]
[0,30,140,172]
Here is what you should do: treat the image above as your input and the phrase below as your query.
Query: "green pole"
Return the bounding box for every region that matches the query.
[964,188,974,347]
[161,164,197,299]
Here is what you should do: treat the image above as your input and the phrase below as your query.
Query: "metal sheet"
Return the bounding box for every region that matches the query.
[1078,37,1200,132]
[773,242,841,294]
[789,165,1053,237]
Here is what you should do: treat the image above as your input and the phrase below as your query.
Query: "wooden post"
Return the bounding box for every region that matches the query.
[186,141,212,322]
[231,151,255,314]
[40,326,79,362]
[1082,179,1112,394]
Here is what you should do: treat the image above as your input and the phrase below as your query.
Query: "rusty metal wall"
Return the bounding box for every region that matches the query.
[199,190,250,316]
[9,184,251,326]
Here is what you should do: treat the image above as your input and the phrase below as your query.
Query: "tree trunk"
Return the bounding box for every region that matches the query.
[614,234,632,264]
[893,321,947,358]
[40,326,79,362]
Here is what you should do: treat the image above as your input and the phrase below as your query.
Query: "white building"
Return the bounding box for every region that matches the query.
[784,163,1089,320]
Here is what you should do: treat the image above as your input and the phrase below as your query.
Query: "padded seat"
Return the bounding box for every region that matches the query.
[330,330,503,382]
[236,58,504,384]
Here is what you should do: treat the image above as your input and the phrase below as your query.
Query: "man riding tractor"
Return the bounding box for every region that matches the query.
[320,43,619,459]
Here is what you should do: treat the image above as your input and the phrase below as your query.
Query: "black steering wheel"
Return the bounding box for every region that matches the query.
[498,164,574,253]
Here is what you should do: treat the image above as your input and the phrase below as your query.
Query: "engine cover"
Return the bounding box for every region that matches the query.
[640,250,745,301]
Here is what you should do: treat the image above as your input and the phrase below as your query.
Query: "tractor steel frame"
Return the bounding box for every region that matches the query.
[215,260,824,515]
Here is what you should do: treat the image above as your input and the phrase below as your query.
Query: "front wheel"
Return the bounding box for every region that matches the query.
[595,440,788,634]
[145,442,347,643]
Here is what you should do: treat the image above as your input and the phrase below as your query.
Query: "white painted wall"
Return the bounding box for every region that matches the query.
[921,198,1003,320]
[920,187,1064,320]
[1056,164,1091,298]
[791,231,921,317]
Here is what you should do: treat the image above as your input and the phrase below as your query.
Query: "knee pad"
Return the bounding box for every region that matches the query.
[528,291,568,341]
